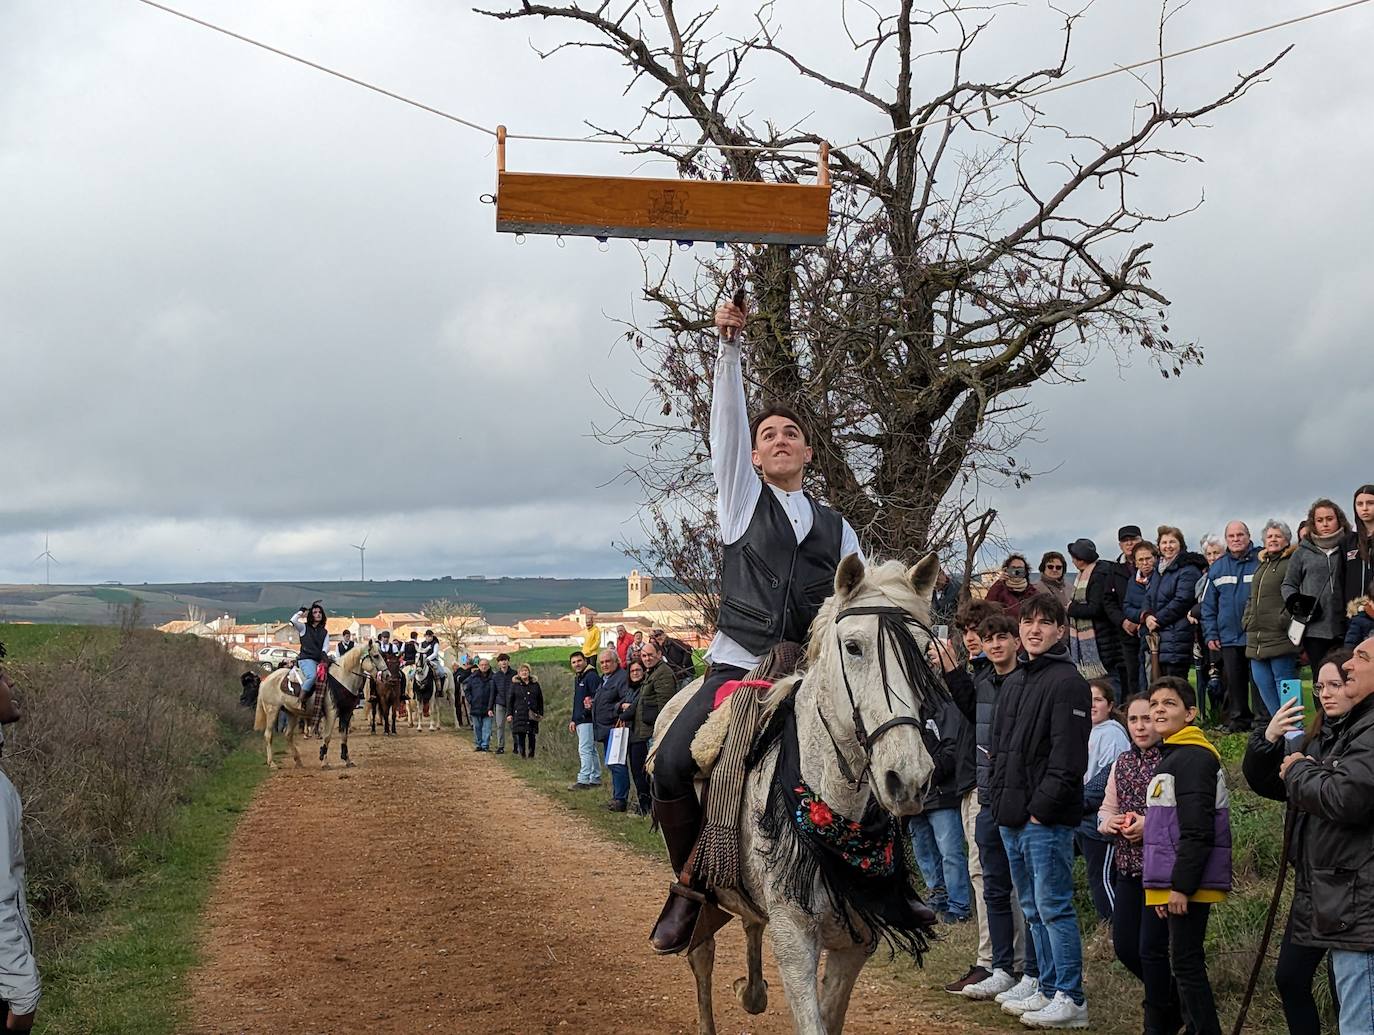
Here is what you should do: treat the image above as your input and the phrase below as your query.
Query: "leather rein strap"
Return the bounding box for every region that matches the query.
[820,604,932,787]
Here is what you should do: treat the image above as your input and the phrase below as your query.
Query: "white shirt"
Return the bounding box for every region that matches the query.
[0,770,39,1016]
[706,337,863,670]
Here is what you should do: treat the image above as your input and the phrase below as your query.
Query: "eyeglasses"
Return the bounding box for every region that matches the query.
[1315,679,1349,692]
[1044,564,1064,572]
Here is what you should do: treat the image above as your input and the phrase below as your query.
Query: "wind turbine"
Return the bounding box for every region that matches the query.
[350,533,369,582]
[34,534,59,586]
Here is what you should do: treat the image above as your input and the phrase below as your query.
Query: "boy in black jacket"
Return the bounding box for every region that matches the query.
[988,594,1092,1028]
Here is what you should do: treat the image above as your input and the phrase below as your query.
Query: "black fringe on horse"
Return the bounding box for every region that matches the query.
[754,699,934,963]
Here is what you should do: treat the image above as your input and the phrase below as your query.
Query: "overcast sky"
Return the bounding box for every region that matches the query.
[2,0,1370,584]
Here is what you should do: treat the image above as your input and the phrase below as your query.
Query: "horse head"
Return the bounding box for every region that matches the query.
[807,552,943,817]
[342,639,382,684]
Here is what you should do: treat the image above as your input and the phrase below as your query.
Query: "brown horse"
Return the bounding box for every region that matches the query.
[370,670,402,736]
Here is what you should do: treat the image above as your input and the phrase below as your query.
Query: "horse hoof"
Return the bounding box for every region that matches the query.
[345,760,356,768]
[321,762,331,770]
[732,977,768,1015]
[268,762,279,770]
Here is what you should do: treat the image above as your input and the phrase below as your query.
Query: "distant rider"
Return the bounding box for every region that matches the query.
[288,601,330,708]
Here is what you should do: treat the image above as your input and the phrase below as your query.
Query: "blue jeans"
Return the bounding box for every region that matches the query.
[1249,655,1298,721]
[909,815,948,914]
[472,715,492,750]
[576,722,600,785]
[976,804,1034,975]
[1332,950,1374,1035]
[925,807,972,918]
[296,659,319,694]
[1001,822,1084,1004]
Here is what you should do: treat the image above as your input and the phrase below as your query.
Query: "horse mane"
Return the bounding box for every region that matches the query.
[805,559,930,670]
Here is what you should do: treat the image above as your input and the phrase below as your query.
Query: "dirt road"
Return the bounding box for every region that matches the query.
[188,731,975,1034]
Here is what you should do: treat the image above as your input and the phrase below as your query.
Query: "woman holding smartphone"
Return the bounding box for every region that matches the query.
[1243,519,1300,721]
[1242,647,1355,1034]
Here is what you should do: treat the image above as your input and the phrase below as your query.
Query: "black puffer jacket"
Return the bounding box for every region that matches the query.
[944,656,1009,807]
[988,642,1092,827]
[1281,694,1374,949]
[920,697,976,811]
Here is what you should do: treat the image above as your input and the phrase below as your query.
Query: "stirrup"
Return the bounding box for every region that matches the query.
[650,881,733,955]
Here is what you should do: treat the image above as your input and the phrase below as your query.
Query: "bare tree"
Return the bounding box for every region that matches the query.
[620,507,722,635]
[482,1,1284,568]
[422,599,487,656]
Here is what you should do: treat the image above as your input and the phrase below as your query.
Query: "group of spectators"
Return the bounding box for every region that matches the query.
[909,485,1374,1033]
[566,629,696,814]
[450,654,545,757]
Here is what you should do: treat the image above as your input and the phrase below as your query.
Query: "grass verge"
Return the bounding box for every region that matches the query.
[35,736,267,1035]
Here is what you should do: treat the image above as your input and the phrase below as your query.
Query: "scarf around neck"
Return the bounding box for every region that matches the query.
[1311,530,1344,551]
[1068,568,1107,679]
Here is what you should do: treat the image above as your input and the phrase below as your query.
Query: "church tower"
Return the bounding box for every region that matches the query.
[627,569,653,608]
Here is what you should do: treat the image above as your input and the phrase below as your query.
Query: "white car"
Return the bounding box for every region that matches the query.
[256,646,298,665]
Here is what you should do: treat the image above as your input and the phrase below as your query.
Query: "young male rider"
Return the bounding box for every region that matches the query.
[648,295,863,955]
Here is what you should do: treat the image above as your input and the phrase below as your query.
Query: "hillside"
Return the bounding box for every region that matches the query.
[0,577,631,627]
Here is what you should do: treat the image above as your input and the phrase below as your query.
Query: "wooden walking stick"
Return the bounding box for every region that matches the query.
[1232,808,1296,1035]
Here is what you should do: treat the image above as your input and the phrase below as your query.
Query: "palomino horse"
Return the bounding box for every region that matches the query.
[253,641,382,769]
[407,652,441,732]
[651,555,942,1035]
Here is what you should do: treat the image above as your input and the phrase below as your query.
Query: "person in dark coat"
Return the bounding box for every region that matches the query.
[1276,638,1374,1035]
[491,653,518,754]
[1242,647,1354,1035]
[465,658,498,752]
[1123,542,1158,691]
[591,651,632,811]
[989,594,1092,1024]
[916,696,975,923]
[567,651,603,791]
[1065,539,1125,698]
[507,664,544,758]
[1342,484,1374,609]
[984,554,1042,619]
[1202,521,1261,732]
[1241,520,1299,721]
[623,660,651,815]
[1284,498,1351,672]
[652,629,696,688]
[1142,526,1206,680]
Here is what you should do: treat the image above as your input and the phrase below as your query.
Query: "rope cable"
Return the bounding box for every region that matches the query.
[131,0,496,136]
[131,0,1374,163]
[837,0,1374,151]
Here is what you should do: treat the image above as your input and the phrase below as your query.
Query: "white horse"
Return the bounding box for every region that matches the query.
[651,555,942,1035]
[253,641,382,769]
[407,652,442,732]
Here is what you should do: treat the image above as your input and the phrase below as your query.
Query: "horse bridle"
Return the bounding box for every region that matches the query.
[819,604,933,787]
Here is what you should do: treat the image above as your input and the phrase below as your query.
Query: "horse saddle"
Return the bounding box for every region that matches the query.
[689,680,772,776]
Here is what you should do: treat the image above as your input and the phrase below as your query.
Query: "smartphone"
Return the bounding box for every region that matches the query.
[933,625,949,642]
[732,286,746,310]
[1279,678,1304,743]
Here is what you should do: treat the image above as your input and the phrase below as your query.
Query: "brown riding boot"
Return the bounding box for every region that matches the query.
[649,794,704,954]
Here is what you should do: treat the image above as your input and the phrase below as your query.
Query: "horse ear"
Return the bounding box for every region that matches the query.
[908,553,940,598]
[834,552,866,600]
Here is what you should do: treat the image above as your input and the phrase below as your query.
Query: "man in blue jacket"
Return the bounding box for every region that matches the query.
[566,651,603,790]
[1201,521,1260,732]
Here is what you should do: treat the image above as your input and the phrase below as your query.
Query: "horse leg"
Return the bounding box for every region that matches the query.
[319,709,333,768]
[686,934,718,1035]
[286,715,302,768]
[263,709,278,769]
[768,914,826,1035]
[341,709,354,767]
[732,919,769,1015]
[818,944,870,1035]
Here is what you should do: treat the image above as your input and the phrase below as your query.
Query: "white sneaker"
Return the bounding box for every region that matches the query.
[964,968,1019,1001]
[1002,990,1050,1017]
[1021,992,1089,1029]
[996,975,1039,1005]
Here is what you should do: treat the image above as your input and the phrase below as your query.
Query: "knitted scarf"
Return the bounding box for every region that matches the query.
[753,699,934,959]
[1003,574,1029,593]
[1068,567,1107,679]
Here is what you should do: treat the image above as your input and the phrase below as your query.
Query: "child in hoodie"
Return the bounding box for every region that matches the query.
[1142,676,1232,1035]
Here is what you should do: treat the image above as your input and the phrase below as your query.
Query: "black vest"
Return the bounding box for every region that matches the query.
[717,487,844,655]
[298,623,327,662]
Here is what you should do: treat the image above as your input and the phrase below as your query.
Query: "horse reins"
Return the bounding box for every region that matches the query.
[820,604,938,786]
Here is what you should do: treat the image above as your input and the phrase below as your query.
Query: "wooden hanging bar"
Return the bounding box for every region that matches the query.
[494,127,831,246]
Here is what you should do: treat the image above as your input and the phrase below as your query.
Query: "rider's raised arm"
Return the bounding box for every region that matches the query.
[711,332,762,545]
[289,610,307,636]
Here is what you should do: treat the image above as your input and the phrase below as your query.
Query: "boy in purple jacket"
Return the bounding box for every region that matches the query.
[1142,676,1232,1035]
